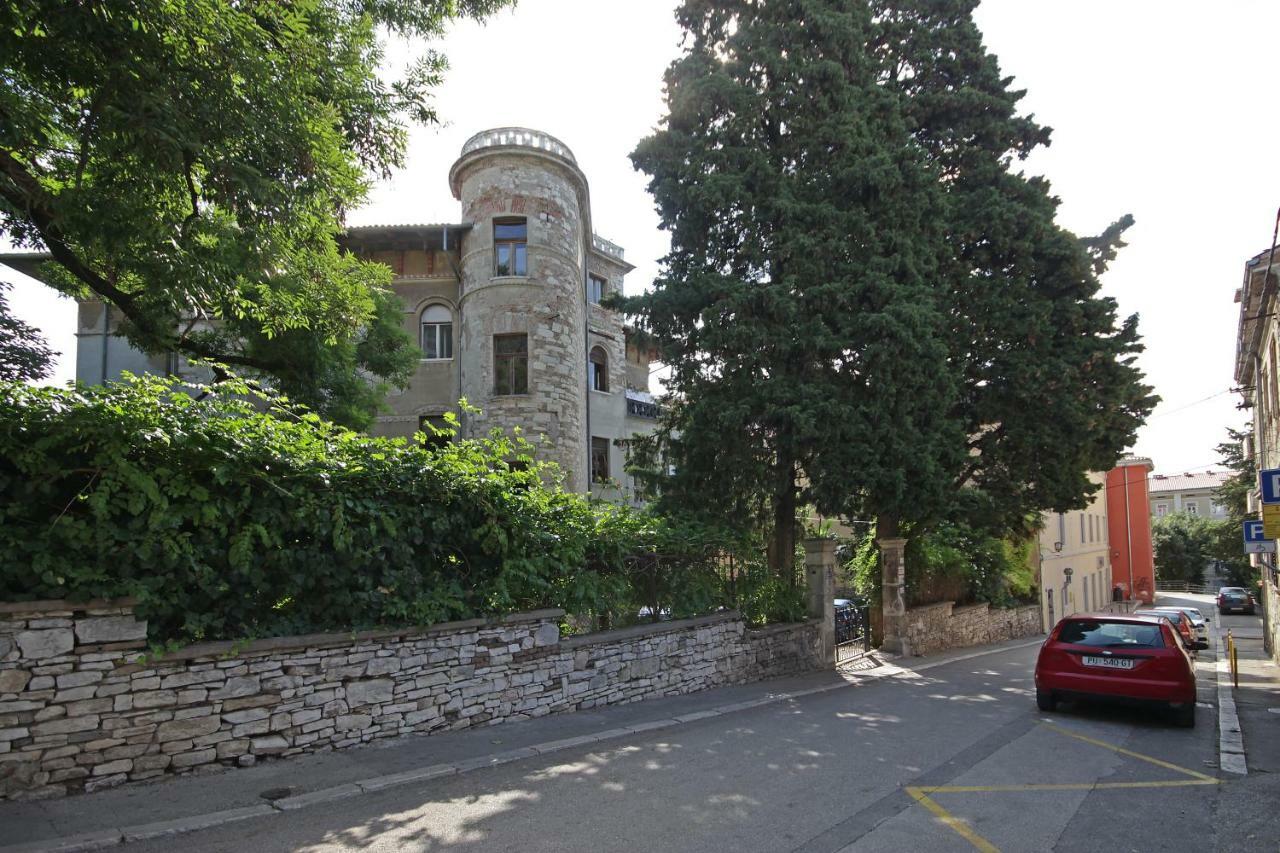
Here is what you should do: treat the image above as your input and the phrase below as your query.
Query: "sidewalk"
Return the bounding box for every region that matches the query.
[1,637,1042,852]
[1215,615,1280,852]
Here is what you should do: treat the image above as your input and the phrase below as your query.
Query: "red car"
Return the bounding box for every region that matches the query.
[1034,613,1197,727]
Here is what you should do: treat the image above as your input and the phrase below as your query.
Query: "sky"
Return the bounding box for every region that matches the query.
[6,0,1278,476]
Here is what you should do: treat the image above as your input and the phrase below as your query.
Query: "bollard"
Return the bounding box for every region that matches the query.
[1232,645,1239,689]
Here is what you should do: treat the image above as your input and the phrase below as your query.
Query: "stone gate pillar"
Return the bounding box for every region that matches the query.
[805,537,836,667]
[879,537,909,655]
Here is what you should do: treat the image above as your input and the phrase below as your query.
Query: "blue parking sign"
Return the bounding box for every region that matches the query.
[1261,468,1280,504]
[1244,519,1275,554]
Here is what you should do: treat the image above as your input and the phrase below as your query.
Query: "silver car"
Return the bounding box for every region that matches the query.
[1152,606,1209,646]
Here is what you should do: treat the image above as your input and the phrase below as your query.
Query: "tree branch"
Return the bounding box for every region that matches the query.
[0,146,280,376]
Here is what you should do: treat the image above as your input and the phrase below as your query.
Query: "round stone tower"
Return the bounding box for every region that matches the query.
[448,128,591,492]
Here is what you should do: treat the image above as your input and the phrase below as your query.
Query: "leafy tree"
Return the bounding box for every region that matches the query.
[1209,426,1258,587]
[0,282,52,381]
[868,0,1157,536]
[1152,511,1215,585]
[628,0,1155,577]
[0,0,510,426]
[627,0,965,575]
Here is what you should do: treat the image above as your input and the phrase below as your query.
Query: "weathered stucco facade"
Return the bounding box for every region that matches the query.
[62,127,661,501]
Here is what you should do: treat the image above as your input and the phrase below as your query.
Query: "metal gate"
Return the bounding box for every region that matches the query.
[835,600,872,664]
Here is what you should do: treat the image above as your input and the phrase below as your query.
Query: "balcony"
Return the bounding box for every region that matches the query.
[626,391,660,419]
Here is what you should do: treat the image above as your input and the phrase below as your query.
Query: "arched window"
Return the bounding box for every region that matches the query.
[589,346,608,392]
[420,305,453,360]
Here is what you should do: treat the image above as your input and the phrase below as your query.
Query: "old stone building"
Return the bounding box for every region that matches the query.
[62,128,661,501]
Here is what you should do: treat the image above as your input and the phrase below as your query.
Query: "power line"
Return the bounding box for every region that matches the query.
[1147,389,1237,420]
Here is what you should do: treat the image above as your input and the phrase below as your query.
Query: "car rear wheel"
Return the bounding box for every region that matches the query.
[1036,689,1057,712]
[1173,703,1195,728]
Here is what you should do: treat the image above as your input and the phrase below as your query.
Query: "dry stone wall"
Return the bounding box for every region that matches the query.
[0,601,821,800]
[902,601,1042,657]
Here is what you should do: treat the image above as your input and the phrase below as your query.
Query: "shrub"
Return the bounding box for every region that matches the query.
[0,376,616,643]
[844,522,1036,609]
[0,376,804,644]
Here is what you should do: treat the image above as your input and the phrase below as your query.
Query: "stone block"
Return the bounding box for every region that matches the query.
[365,657,402,676]
[157,716,221,742]
[0,727,28,741]
[31,715,100,736]
[159,670,221,689]
[231,719,269,737]
[0,669,31,694]
[75,617,147,645]
[134,753,171,772]
[133,690,178,709]
[216,739,251,759]
[221,693,279,712]
[170,749,216,768]
[92,758,134,776]
[251,735,289,754]
[345,679,393,707]
[335,714,371,731]
[16,629,74,660]
[222,707,270,725]
[209,676,260,699]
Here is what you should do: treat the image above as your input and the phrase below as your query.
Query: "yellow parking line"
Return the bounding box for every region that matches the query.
[918,779,1218,794]
[1038,722,1217,781]
[905,786,1000,853]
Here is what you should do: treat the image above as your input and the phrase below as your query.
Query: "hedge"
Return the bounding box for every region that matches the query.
[0,376,802,645]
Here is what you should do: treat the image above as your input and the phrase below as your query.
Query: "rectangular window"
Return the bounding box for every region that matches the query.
[1088,515,1094,543]
[588,274,607,304]
[1080,514,1086,544]
[418,415,451,451]
[591,436,610,484]
[1155,503,1168,517]
[1185,501,1198,515]
[493,334,528,395]
[494,218,528,277]
[421,323,452,360]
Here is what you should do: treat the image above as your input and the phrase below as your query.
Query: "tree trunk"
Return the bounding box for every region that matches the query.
[767,451,797,580]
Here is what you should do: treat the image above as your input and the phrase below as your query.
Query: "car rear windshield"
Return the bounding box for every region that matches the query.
[1057,620,1165,648]
[1222,593,1248,601]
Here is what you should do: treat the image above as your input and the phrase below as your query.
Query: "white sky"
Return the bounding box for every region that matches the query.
[6,0,1277,476]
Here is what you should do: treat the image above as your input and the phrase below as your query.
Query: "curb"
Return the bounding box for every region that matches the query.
[1212,623,1248,775]
[0,637,1045,853]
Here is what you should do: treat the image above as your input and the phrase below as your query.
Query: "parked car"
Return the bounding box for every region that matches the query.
[1134,609,1198,653]
[1147,607,1209,649]
[1161,606,1210,646]
[834,598,866,645]
[1034,613,1197,727]
[1217,587,1256,615]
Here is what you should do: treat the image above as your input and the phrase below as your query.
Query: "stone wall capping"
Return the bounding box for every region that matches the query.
[559,611,741,650]
[150,611,563,663]
[498,608,565,625]
[744,619,820,638]
[0,597,138,616]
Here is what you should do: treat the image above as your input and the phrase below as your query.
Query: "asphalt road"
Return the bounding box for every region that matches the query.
[118,634,1232,853]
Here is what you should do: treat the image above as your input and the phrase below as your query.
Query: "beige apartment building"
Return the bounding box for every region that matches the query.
[1234,245,1280,662]
[1148,471,1230,519]
[30,128,662,502]
[1037,471,1113,631]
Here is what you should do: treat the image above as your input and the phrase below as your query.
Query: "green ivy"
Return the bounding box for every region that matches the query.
[0,376,799,643]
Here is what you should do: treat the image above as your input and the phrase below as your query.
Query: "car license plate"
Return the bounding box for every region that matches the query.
[1082,655,1134,669]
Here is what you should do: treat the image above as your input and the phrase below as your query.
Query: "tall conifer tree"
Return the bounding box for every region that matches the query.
[629,0,965,574]
[869,0,1157,536]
